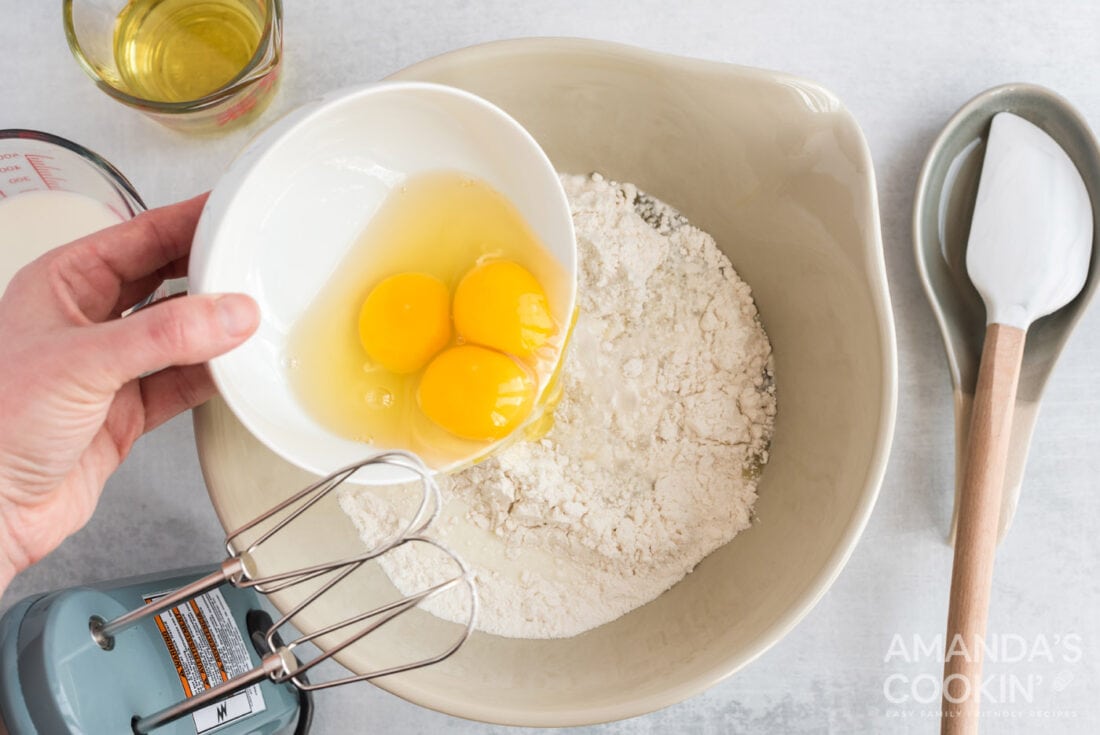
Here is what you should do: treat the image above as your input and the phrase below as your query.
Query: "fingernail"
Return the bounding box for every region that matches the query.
[216,295,258,337]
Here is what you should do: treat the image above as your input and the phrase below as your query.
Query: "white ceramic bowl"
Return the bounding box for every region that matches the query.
[194,39,897,726]
[189,82,576,483]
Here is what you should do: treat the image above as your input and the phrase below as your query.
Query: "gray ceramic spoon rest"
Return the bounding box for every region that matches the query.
[914,83,1100,543]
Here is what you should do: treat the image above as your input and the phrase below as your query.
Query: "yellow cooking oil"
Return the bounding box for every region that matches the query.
[286,171,571,470]
[113,0,264,103]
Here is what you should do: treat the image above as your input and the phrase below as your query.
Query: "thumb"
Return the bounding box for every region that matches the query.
[84,293,259,387]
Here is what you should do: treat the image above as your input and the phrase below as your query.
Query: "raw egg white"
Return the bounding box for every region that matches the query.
[286,170,567,469]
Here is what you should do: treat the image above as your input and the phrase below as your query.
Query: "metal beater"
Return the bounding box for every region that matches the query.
[0,451,477,735]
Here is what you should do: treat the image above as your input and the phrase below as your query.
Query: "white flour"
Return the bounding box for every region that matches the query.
[339,173,775,638]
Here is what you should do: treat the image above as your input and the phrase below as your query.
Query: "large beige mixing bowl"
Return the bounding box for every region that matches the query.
[194,38,897,726]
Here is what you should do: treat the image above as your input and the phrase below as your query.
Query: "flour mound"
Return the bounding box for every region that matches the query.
[340,173,775,638]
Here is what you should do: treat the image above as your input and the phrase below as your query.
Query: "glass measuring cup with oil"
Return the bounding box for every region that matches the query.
[64,0,283,133]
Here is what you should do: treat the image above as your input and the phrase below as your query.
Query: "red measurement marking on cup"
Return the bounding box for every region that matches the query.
[216,63,280,127]
[24,154,66,190]
[0,158,26,191]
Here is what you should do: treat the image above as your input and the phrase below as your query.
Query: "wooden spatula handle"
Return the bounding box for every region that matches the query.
[942,323,1027,734]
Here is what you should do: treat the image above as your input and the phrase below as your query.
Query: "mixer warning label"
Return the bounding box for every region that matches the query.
[144,587,267,733]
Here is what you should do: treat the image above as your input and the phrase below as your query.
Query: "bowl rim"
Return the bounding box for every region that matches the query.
[190,79,577,482]
[196,36,898,728]
[371,37,898,726]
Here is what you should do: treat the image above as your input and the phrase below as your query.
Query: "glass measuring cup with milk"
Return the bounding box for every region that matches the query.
[0,130,143,292]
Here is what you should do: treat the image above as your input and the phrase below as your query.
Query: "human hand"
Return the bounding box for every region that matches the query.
[0,194,259,590]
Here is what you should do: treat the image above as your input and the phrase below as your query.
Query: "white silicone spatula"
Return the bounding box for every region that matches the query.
[942,112,1092,733]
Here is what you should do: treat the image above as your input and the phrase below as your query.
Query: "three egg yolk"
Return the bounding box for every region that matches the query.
[418,344,536,440]
[357,261,554,441]
[358,273,450,374]
[454,261,555,357]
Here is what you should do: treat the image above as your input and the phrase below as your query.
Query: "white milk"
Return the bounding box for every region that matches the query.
[0,189,124,293]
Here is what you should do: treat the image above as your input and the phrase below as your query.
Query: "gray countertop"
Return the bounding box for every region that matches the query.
[3,1,1100,733]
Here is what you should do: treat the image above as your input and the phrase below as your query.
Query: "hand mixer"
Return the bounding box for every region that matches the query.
[0,451,478,735]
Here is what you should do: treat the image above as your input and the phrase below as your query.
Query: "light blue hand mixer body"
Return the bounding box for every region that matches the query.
[0,452,476,735]
[0,567,299,735]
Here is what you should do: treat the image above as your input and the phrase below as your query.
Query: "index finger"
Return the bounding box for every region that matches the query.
[38,193,208,323]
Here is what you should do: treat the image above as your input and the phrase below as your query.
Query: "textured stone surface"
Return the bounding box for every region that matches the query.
[3,1,1100,732]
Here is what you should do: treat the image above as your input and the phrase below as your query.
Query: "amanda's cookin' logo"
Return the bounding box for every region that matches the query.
[882,633,1082,706]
